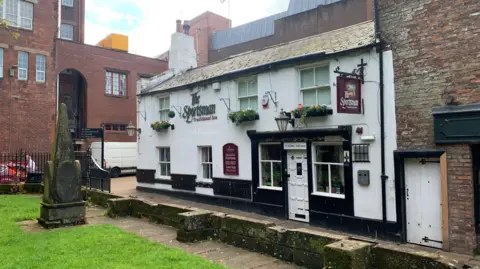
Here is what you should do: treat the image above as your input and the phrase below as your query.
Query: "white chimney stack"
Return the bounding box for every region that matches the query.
[168,20,197,75]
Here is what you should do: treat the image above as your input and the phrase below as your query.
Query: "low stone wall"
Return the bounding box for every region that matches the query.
[85,190,461,269]
[0,183,24,194]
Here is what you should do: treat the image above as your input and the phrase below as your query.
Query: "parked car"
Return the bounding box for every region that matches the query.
[0,163,27,184]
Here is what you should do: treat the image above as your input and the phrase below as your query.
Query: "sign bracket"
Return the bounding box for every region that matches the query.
[334,58,367,84]
[220,98,231,112]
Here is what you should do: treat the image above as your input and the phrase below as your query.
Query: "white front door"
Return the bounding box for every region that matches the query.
[405,158,443,249]
[287,150,309,222]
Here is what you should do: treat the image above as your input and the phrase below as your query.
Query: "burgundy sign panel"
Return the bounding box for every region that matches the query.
[223,143,239,176]
[336,77,362,114]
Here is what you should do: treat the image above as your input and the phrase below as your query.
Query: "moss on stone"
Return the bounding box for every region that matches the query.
[287,228,344,254]
[176,229,216,243]
[324,240,373,269]
[177,211,212,231]
[372,245,454,269]
[85,190,121,207]
[221,215,275,239]
[106,198,133,218]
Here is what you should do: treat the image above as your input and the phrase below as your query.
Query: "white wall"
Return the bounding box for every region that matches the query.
[137,48,398,222]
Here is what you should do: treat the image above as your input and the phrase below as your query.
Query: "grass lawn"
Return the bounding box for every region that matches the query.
[0,195,226,269]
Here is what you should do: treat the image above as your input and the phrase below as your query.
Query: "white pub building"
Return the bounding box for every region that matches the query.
[134,20,402,241]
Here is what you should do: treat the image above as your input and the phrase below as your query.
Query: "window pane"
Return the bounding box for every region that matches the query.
[300,68,314,88]
[208,147,212,162]
[166,164,171,176]
[120,125,126,131]
[159,111,168,122]
[202,164,210,179]
[19,1,33,29]
[261,162,272,187]
[249,97,258,111]
[303,89,316,106]
[165,97,170,110]
[62,0,74,6]
[0,1,3,19]
[272,162,282,187]
[0,48,3,77]
[5,0,18,26]
[317,87,331,105]
[112,124,119,131]
[166,148,170,162]
[119,74,126,96]
[330,165,345,195]
[18,51,28,80]
[202,147,208,162]
[248,79,257,96]
[113,73,119,95]
[238,81,248,97]
[105,125,112,131]
[260,144,281,161]
[315,67,329,86]
[105,72,112,94]
[239,99,250,110]
[60,24,74,40]
[315,145,343,163]
[160,163,167,176]
[315,164,329,193]
[36,55,46,82]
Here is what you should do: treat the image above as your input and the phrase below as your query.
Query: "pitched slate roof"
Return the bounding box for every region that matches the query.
[142,21,376,95]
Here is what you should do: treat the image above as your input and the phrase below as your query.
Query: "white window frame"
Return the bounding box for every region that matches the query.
[35,54,46,82]
[311,142,345,199]
[199,146,213,182]
[299,66,331,107]
[237,76,258,111]
[105,71,127,97]
[1,0,34,30]
[0,48,3,79]
[258,142,282,191]
[158,96,170,122]
[158,147,171,179]
[61,0,74,7]
[60,23,74,40]
[18,51,28,80]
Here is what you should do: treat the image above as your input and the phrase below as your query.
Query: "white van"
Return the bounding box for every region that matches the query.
[90,142,137,178]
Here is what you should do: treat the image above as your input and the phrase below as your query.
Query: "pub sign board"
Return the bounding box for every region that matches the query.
[336,77,362,114]
[223,143,239,176]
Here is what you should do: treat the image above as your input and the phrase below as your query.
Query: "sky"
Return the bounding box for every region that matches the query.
[85,0,290,57]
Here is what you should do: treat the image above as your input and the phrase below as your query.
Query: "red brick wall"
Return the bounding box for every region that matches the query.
[379,0,480,254]
[56,40,168,143]
[0,0,58,153]
[60,0,85,43]
[189,12,230,66]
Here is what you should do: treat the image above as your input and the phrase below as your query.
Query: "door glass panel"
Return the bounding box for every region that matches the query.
[296,162,302,176]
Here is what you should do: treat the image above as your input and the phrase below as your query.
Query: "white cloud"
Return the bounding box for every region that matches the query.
[85,0,289,57]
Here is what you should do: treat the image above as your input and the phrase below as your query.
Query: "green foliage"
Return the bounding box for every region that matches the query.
[150,121,171,131]
[0,0,20,40]
[291,105,329,126]
[0,195,228,269]
[228,109,259,125]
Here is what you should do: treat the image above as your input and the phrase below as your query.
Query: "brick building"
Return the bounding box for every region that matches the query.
[0,0,168,153]
[378,0,480,254]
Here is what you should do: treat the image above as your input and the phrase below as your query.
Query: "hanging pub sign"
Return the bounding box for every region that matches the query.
[336,77,362,114]
[223,143,239,176]
[183,91,217,123]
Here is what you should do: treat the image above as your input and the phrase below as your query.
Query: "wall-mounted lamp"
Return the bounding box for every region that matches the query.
[126,121,142,138]
[275,109,295,131]
[9,65,18,77]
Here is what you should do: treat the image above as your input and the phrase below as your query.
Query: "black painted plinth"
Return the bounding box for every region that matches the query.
[38,201,86,229]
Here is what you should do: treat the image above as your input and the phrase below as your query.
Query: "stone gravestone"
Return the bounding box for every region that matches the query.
[38,103,86,228]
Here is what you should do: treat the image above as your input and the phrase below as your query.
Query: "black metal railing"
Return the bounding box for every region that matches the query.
[0,151,109,192]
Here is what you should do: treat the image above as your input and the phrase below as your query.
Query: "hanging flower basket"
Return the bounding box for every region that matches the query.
[291,105,333,124]
[151,121,172,131]
[228,109,260,125]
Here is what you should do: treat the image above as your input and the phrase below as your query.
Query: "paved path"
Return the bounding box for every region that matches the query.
[86,206,303,269]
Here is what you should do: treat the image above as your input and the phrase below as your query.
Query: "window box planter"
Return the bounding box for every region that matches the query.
[291,105,333,125]
[228,109,260,125]
[151,121,174,131]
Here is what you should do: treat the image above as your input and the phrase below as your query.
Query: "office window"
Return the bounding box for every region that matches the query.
[35,55,46,82]
[259,143,282,189]
[238,77,258,110]
[0,48,3,79]
[62,0,74,7]
[159,96,170,121]
[105,71,127,96]
[300,67,331,106]
[200,147,213,180]
[158,148,171,178]
[312,144,345,198]
[104,124,127,132]
[18,51,28,80]
[1,0,34,30]
[60,23,74,40]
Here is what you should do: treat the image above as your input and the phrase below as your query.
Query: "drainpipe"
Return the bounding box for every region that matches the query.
[374,0,388,224]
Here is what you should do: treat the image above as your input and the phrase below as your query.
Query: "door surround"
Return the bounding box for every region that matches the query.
[394,150,449,251]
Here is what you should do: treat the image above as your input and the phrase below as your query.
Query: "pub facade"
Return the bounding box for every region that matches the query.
[135,21,401,240]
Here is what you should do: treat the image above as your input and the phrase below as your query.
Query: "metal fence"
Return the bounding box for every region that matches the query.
[0,151,110,192]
